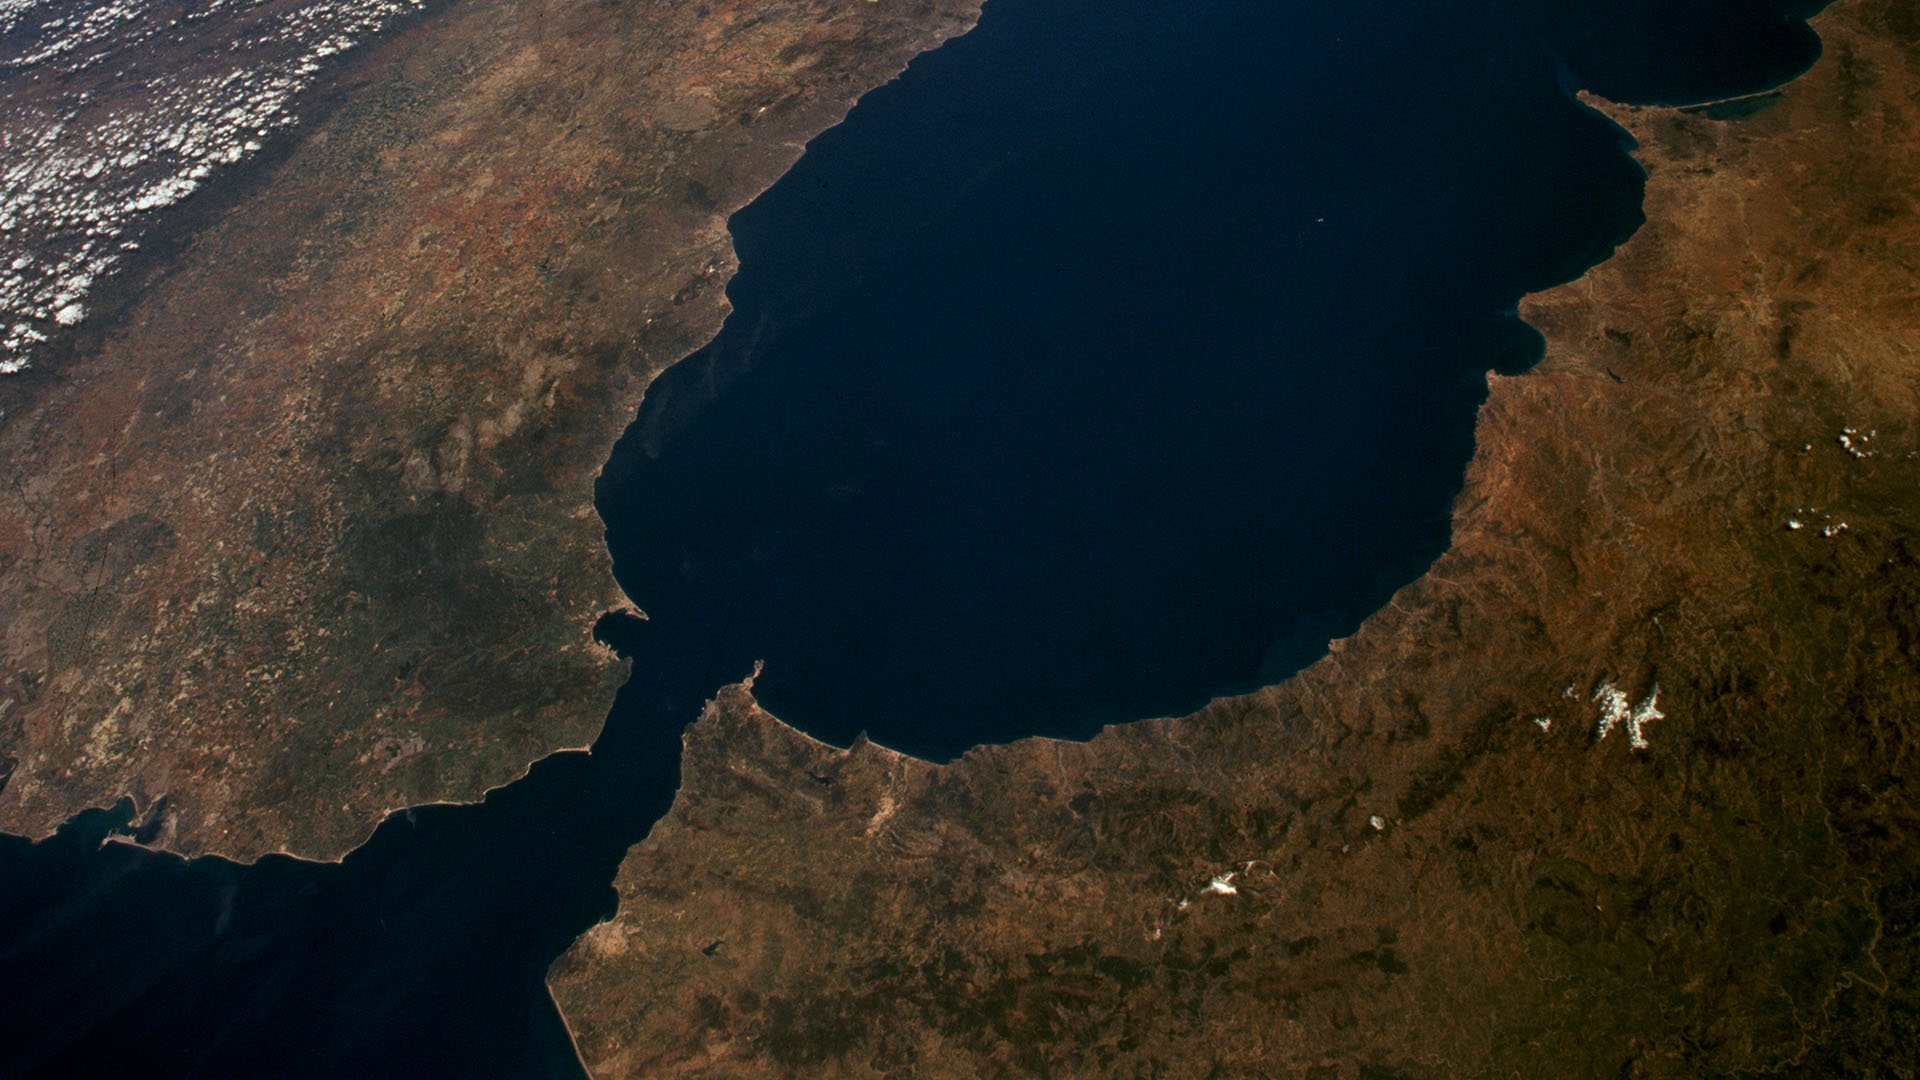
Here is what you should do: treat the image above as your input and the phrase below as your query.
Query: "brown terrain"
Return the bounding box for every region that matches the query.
[1,0,1914,1074]
[545,3,1920,1076]
[0,0,984,857]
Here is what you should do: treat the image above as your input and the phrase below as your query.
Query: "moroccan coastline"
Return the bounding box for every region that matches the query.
[550,2,1920,1074]
[0,0,985,858]
[0,0,1913,1073]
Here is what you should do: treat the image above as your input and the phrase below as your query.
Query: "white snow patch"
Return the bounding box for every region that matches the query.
[1839,426,1877,459]
[1589,677,1664,750]
[1592,678,1631,742]
[1789,507,1851,540]
[1626,685,1664,751]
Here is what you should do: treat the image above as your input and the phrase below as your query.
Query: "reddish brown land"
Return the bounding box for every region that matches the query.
[547,3,1920,1074]
[0,0,1913,1074]
[0,0,983,857]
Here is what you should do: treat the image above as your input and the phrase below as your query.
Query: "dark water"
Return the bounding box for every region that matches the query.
[595,0,1821,757]
[0,0,1824,1075]
[0,637,741,1080]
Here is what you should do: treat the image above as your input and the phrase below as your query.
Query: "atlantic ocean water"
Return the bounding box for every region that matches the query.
[0,0,1826,1075]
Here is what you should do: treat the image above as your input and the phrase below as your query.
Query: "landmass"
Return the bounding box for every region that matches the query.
[546,2,1919,1074]
[1,0,1914,1073]
[0,0,984,857]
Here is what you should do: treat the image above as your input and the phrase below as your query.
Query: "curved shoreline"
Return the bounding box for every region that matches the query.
[552,1,1920,1073]
[619,0,1829,770]
[0,0,988,861]
[2,0,1914,1072]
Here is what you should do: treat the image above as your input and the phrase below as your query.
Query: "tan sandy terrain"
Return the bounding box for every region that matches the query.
[547,3,1920,1074]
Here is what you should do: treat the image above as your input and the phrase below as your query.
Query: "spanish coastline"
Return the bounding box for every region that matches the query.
[4,0,1917,1075]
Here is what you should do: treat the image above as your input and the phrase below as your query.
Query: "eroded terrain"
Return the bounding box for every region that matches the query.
[549,3,1920,1074]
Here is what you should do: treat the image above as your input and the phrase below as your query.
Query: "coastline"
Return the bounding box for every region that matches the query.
[1,0,1912,1070]
[0,0,987,860]
[551,1,1920,1073]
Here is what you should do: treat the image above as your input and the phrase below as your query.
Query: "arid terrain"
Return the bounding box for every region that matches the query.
[547,3,1920,1075]
[1,0,1915,1074]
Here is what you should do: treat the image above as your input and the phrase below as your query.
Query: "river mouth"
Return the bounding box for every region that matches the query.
[596,0,1819,760]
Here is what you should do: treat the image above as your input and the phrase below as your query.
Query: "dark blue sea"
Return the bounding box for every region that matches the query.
[0,0,1826,1075]
[593,0,1821,755]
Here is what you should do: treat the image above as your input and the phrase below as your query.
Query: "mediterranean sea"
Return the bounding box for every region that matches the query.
[595,0,1823,757]
[0,0,1827,1075]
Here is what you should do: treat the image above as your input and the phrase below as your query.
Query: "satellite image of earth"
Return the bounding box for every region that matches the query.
[1,0,1916,1076]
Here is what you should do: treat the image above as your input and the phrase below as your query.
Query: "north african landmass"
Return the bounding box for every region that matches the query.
[1,0,1915,1075]
[0,0,984,857]
[546,3,1920,1075]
